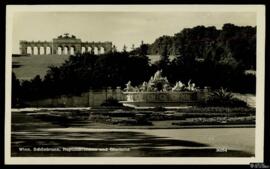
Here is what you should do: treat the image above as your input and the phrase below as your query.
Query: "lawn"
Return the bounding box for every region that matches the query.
[12,54,70,80]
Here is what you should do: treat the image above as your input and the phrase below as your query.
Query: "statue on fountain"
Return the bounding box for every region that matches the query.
[172,81,181,92]
[163,84,171,92]
[148,70,170,91]
[125,81,134,92]
[153,70,162,80]
[188,79,197,91]
[124,70,198,93]
[140,81,148,92]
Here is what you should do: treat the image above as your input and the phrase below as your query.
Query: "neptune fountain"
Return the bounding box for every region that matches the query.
[121,70,209,108]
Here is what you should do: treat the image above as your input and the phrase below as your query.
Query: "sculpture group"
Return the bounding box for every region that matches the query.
[121,70,208,107]
[125,70,198,92]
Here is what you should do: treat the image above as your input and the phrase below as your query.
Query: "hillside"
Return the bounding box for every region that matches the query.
[12,54,169,80]
[12,54,71,80]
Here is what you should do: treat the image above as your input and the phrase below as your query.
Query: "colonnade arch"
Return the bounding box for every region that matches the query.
[99,47,105,54]
[57,47,63,55]
[56,45,79,55]
[81,46,95,54]
[80,46,106,55]
[63,46,69,55]
[87,46,92,53]
[81,46,86,53]
[26,46,32,54]
[46,46,51,55]
[21,44,109,55]
[70,46,75,55]
[40,46,45,55]
[33,47,38,55]
[93,47,99,55]
[24,45,52,55]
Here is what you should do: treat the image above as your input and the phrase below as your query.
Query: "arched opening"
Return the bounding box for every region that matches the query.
[57,46,63,55]
[94,47,98,55]
[27,46,32,54]
[87,46,92,53]
[99,47,105,54]
[63,46,69,55]
[70,46,75,55]
[33,46,38,55]
[81,46,86,53]
[46,47,51,55]
[39,46,45,55]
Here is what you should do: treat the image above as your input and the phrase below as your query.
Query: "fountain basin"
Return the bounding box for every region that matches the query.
[121,91,208,108]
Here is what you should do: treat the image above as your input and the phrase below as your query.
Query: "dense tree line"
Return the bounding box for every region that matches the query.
[152,24,256,94]
[149,23,256,70]
[12,23,256,107]
[12,48,155,106]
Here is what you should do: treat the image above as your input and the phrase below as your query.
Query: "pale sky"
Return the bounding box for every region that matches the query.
[12,12,256,53]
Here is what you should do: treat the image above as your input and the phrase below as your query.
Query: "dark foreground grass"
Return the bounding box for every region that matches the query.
[10,109,255,157]
[11,130,253,157]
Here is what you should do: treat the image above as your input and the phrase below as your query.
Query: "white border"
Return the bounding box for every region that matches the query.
[5,5,265,165]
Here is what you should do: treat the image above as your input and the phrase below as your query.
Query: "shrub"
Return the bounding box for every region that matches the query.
[134,114,152,125]
[100,97,123,107]
[204,88,247,107]
[152,106,166,111]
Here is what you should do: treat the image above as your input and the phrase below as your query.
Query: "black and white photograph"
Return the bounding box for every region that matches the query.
[4,5,266,165]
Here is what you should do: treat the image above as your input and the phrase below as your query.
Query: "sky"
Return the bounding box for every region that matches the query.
[12,11,256,53]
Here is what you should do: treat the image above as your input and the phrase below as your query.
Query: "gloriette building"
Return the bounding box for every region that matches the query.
[19,33,113,55]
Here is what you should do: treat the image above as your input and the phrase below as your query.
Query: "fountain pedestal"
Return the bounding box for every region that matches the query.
[121,91,208,108]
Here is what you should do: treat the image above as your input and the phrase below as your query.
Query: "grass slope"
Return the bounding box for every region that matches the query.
[12,54,71,80]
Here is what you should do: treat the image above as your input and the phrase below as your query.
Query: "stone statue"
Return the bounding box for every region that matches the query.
[164,77,169,83]
[178,81,184,89]
[64,33,69,38]
[191,83,196,91]
[163,84,170,92]
[172,82,182,92]
[141,81,148,92]
[125,81,134,92]
[153,70,162,80]
[187,80,191,90]
[147,85,154,92]
[188,80,193,91]
[134,87,140,92]
[186,79,197,91]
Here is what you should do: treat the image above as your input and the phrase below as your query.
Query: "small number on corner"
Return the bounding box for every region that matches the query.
[216,147,227,152]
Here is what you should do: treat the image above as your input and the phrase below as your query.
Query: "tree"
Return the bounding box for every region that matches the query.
[155,45,170,75]
[139,43,149,57]
[12,72,21,107]
[123,44,127,53]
